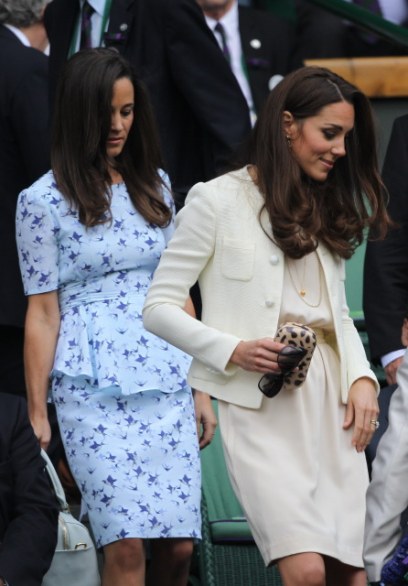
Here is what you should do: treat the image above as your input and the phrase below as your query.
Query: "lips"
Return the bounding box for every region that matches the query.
[107,136,123,145]
[320,158,334,170]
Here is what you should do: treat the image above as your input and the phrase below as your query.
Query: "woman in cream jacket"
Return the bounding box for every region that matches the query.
[143,67,390,586]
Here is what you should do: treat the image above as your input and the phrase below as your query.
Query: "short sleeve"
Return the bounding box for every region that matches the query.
[159,169,176,245]
[16,188,60,295]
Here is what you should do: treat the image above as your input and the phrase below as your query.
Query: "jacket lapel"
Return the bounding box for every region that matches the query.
[105,0,135,53]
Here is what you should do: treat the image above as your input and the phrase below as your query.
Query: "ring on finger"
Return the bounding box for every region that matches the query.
[370,419,380,429]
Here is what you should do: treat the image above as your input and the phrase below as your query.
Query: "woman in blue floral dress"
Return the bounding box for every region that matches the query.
[15,48,216,586]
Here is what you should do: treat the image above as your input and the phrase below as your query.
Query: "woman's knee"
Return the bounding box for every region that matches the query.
[104,538,145,572]
[278,553,325,586]
[301,562,326,586]
[153,538,194,566]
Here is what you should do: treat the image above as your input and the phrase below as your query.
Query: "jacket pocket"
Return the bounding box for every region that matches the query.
[221,238,255,281]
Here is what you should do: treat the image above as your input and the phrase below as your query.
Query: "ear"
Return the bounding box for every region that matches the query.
[283,110,295,137]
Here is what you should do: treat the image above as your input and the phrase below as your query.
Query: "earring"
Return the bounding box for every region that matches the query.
[286,135,292,149]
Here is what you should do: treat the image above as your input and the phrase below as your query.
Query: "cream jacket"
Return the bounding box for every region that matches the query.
[143,167,378,409]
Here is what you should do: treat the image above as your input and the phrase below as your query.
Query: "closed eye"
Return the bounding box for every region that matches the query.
[323,129,337,140]
[121,106,134,117]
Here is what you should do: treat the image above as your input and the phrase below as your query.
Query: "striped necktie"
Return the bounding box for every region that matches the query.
[80,1,95,50]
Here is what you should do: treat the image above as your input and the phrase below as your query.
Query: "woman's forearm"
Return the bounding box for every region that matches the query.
[24,292,60,421]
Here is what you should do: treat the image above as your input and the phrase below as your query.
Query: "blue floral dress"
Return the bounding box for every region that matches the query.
[16,171,201,547]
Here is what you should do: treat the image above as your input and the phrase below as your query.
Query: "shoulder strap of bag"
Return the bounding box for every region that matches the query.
[41,448,70,513]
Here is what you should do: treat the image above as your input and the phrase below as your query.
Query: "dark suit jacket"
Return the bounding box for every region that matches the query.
[44,0,251,203]
[0,26,50,328]
[363,115,408,363]
[0,395,58,586]
[238,5,298,114]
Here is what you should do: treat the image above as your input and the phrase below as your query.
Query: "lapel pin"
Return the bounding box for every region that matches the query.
[119,23,128,32]
[250,38,261,49]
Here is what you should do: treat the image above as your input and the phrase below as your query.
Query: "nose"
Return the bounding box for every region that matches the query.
[110,112,122,132]
[331,137,346,157]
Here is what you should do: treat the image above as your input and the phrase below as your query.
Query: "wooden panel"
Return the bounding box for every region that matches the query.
[305,57,408,97]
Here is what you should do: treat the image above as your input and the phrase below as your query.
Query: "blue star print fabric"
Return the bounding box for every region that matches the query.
[16,170,192,396]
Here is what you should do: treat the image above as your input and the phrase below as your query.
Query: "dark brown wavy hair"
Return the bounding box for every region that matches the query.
[51,48,171,228]
[244,66,390,259]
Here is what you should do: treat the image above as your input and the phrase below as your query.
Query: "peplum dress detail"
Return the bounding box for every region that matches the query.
[16,171,201,547]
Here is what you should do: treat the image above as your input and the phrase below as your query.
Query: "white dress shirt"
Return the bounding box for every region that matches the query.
[4,24,31,46]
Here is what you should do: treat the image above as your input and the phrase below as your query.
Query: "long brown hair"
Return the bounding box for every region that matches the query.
[51,48,171,228]
[245,66,389,259]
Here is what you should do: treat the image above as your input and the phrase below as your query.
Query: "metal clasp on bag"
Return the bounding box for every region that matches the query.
[75,543,88,550]
[59,517,69,550]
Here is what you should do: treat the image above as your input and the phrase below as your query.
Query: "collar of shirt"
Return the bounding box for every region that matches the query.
[204,1,239,44]
[4,24,31,46]
[77,0,109,49]
[81,0,105,17]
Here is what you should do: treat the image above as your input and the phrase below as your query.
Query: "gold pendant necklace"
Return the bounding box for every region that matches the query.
[287,254,322,308]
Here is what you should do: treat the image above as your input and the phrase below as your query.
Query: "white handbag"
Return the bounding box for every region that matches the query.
[41,449,101,586]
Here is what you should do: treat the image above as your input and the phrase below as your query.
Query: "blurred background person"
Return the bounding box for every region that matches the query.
[293,0,408,64]
[0,393,58,586]
[0,0,50,398]
[364,347,408,585]
[365,307,408,474]
[196,0,299,124]
[364,114,408,387]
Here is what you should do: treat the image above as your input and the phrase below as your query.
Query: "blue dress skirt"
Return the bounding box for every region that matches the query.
[52,377,201,548]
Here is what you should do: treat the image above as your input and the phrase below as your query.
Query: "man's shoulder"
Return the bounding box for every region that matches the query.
[0,29,47,77]
[238,5,292,29]
[393,113,408,132]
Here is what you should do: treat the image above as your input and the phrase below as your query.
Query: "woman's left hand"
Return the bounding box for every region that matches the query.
[193,390,217,449]
[343,377,379,452]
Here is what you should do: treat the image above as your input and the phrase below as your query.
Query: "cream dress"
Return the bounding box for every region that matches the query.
[218,250,369,568]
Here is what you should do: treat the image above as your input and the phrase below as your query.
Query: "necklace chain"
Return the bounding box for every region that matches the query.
[287,255,322,308]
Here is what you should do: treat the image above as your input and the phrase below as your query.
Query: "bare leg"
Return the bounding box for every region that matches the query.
[278,552,326,586]
[147,538,194,586]
[102,538,146,586]
[278,552,367,586]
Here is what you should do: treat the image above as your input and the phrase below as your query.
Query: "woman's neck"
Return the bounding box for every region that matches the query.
[109,167,123,185]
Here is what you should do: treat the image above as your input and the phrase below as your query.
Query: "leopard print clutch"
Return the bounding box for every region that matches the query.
[275,322,317,389]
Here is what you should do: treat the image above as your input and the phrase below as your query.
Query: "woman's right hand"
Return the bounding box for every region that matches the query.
[229,338,287,374]
[30,412,52,450]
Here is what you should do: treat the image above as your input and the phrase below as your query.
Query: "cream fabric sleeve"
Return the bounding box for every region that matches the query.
[143,182,241,375]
